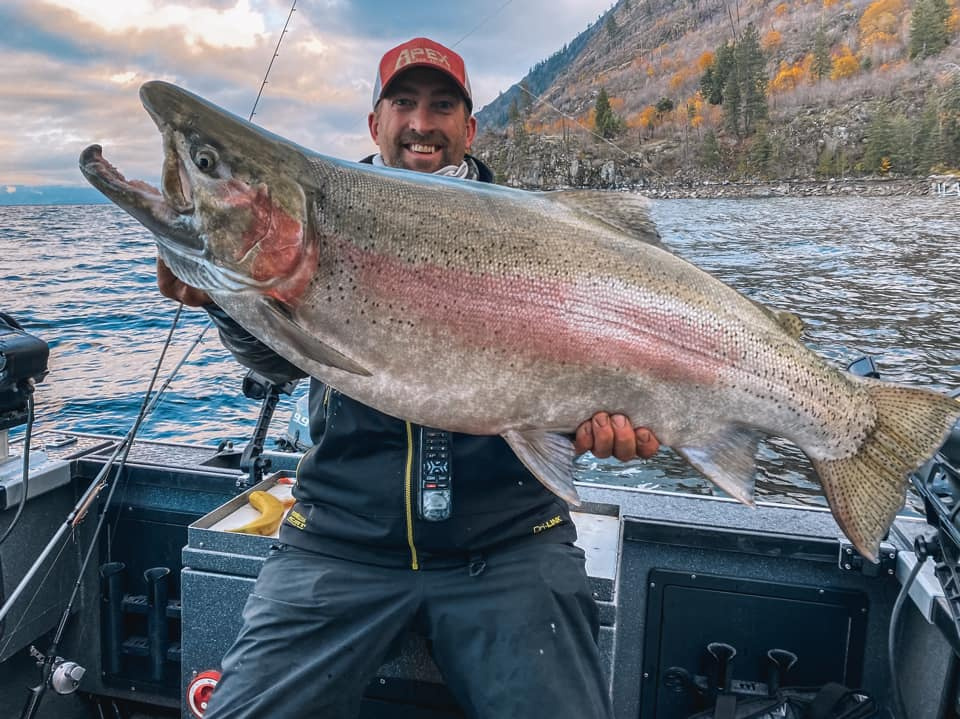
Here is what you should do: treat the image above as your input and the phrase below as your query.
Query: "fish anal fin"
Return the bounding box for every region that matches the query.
[812,383,960,563]
[503,430,581,507]
[675,426,762,506]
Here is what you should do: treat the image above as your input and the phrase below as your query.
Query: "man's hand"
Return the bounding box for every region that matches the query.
[157,257,212,307]
[574,413,660,461]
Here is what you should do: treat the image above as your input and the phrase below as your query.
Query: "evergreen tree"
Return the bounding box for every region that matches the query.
[700,42,735,105]
[508,97,526,143]
[863,110,893,173]
[655,97,675,115]
[700,130,722,169]
[606,13,619,36]
[939,78,960,168]
[889,115,916,174]
[594,87,623,139]
[910,0,951,60]
[812,25,832,80]
[748,127,774,177]
[722,68,743,136]
[864,109,915,174]
[914,98,942,174]
[735,23,768,136]
[700,66,718,104]
[709,25,768,138]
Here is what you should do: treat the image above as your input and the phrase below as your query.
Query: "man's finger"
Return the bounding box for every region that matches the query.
[573,420,594,456]
[590,412,615,458]
[634,427,660,459]
[610,414,638,462]
[157,257,211,307]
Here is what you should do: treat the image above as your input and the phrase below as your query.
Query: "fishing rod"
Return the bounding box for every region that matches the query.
[16,308,185,719]
[250,0,297,122]
[9,6,300,713]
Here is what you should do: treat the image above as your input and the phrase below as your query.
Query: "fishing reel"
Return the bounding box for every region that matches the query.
[0,313,49,435]
[908,387,960,641]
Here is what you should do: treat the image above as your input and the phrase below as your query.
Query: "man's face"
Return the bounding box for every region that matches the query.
[368,67,477,173]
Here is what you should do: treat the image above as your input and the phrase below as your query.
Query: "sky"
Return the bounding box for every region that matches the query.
[0,0,614,195]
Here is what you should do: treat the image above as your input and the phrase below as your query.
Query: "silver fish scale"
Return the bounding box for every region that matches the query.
[83,80,960,560]
[288,158,877,462]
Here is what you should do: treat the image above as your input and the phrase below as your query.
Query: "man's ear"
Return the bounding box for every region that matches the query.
[368,110,380,145]
[465,115,477,151]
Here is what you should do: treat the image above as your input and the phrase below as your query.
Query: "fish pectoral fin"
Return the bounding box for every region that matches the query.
[546,190,666,249]
[263,299,372,377]
[674,426,762,506]
[502,430,581,507]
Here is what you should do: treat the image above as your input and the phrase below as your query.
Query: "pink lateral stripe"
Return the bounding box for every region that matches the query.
[345,240,725,384]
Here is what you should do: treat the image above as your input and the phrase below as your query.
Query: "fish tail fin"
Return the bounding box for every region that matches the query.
[811,384,960,562]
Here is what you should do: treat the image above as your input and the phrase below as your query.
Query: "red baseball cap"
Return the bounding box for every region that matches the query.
[372,37,473,111]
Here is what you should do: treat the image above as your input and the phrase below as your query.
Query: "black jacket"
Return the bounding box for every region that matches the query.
[206,155,576,568]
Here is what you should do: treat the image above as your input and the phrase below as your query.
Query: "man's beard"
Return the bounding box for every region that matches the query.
[386,131,456,171]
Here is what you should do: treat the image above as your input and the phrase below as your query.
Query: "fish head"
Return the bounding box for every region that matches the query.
[80,81,317,304]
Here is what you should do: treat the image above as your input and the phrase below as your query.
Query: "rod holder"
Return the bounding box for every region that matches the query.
[706,641,737,693]
[99,562,125,676]
[765,648,798,695]
[144,567,170,682]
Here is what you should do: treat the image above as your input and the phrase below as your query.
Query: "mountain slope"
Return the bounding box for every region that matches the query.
[474,0,960,190]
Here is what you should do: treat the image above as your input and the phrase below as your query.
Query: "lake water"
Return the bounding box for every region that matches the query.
[1,197,957,509]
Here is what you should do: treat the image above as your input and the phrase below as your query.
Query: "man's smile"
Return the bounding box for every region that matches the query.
[408,143,441,154]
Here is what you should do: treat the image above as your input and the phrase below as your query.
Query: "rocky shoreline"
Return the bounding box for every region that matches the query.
[640,177,939,200]
[476,137,957,199]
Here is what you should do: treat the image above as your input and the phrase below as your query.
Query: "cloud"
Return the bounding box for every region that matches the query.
[3,0,614,186]
[41,0,268,49]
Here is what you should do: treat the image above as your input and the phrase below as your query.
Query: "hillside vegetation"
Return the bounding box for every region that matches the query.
[474,0,960,190]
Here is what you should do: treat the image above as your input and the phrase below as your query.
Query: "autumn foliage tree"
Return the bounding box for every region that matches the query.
[830,46,860,80]
[860,0,906,47]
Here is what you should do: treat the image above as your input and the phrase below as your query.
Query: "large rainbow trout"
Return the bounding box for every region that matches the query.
[80,81,959,561]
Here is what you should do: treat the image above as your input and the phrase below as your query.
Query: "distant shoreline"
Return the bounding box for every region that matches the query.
[1,177,951,208]
[640,177,945,200]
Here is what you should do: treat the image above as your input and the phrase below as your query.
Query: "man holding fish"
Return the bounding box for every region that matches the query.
[81,29,959,719]
[157,37,655,719]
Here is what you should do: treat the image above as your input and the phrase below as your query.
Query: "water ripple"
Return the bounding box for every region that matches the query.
[2,199,958,506]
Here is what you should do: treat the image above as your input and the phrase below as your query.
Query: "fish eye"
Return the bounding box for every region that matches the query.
[192,146,219,173]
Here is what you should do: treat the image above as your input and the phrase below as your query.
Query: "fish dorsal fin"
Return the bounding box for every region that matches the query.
[502,429,582,506]
[261,299,372,376]
[674,425,762,506]
[545,190,665,249]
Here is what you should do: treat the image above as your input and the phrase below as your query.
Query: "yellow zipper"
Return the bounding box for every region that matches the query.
[404,421,419,570]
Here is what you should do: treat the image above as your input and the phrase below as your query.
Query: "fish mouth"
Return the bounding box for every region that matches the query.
[159,134,194,214]
[79,144,201,251]
[80,144,164,205]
